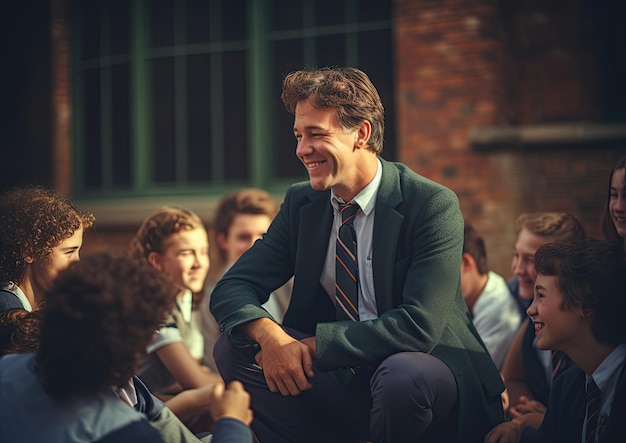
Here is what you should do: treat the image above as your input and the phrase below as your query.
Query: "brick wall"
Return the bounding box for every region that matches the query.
[393,0,623,279]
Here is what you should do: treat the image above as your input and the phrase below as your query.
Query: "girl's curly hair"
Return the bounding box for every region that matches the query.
[129,206,205,258]
[36,252,178,399]
[0,309,41,355]
[0,185,95,285]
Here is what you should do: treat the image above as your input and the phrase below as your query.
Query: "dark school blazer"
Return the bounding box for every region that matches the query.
[211,158,505,442]
[522,362,626,443]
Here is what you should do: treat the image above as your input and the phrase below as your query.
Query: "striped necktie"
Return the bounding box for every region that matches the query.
[335,203,360,321]
[585,377,601,443]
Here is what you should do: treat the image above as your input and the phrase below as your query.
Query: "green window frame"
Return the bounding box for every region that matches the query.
[71,0,394,198]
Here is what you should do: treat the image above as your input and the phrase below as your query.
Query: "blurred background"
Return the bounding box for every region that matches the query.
[1,0,624,282]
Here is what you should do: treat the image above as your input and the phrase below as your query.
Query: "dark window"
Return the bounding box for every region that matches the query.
[71,0,394,197]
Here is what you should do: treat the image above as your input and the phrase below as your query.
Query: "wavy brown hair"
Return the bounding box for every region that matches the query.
[36,252,178,399]
[514,212,586,243]
[535,238,626,344]
[129,206,205,258]
[281,66,385,154]
[0,185,95,285]
[212,188,278,262]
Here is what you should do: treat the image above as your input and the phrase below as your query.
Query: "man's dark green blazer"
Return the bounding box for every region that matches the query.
[211,158,505,442]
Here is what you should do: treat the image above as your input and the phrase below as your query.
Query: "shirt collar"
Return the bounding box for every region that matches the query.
[330,157,382,216]
[588,343,626,393]
[2,282,33,312]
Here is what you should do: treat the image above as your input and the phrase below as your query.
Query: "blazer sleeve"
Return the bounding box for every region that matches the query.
[209,184,302,342]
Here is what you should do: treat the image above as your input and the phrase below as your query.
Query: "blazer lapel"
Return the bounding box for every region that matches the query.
[373,160,404,314]
[297,191,334,302]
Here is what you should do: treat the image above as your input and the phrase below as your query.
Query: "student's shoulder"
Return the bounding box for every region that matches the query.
[551,364,585,396]
[0,290,25,312]
[94,419,165,443]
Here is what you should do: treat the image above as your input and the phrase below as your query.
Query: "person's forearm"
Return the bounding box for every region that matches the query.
[238,317,287,347]
[164,389,206,422]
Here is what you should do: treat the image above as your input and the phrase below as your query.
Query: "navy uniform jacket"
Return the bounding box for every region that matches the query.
[522,363,626,442]
[211,158,504,442]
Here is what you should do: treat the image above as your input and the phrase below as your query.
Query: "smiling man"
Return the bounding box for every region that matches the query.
[210,66,505,443]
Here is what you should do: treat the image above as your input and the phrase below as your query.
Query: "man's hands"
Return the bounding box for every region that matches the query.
[240,318,317,396]
[254,334,315,396]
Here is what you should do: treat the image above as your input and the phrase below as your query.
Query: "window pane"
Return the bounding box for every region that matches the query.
[315,0,344,27]
[83,69,102,189]
[357,0,391,22]
[271,39,307,180]
[150,0,174,47]
[223,0,247,41]
[109,0,130,55]
[316,34,345,68]
[223,50,248,182]
[111,64,131,187]
[151,58,176,183]
[358,30,395,159]
[270,0,303,31]
[186,0,211,44]
[187,54,212,183]
[79,1,100,60]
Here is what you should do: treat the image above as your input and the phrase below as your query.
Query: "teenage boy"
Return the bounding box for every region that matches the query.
[485,238,626,443]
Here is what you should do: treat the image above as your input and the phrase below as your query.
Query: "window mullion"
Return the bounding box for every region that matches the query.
[131,0,150,190]
[175,0,188,184]
[248,0,272,188]
[100,2,112,190]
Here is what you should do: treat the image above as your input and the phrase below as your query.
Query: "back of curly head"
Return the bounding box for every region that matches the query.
[281,66,385,155]
[36,252,178,400]
[0,185,95,285]
[129,206,205,258]
[0,309,41,356]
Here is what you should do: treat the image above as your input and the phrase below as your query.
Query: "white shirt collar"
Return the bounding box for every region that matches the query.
[588,343,626,393]
[330,157,382,216]
[2,282,33,312]
[177,289,194,323]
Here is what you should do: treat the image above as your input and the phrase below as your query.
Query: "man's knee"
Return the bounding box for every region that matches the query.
[371,352,457,412]
[213,333,233,380]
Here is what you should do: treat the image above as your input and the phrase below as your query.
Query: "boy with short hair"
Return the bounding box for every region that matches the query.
[485,238,626,443]
[200,188,291,372]
[460,222,520,371]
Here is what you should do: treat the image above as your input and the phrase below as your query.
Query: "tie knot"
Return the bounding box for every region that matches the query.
[340,203,360,225]
[587,378,601,398]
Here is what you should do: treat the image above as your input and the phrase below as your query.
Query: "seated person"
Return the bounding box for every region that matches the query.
[131,208,222,410]
[502,212,585,430]
[200,188,292,372]
[0,253,254,443]
[485,238,626,442]
[601,155,626,252]
[0,185,94,312]
[460,222,520,370]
